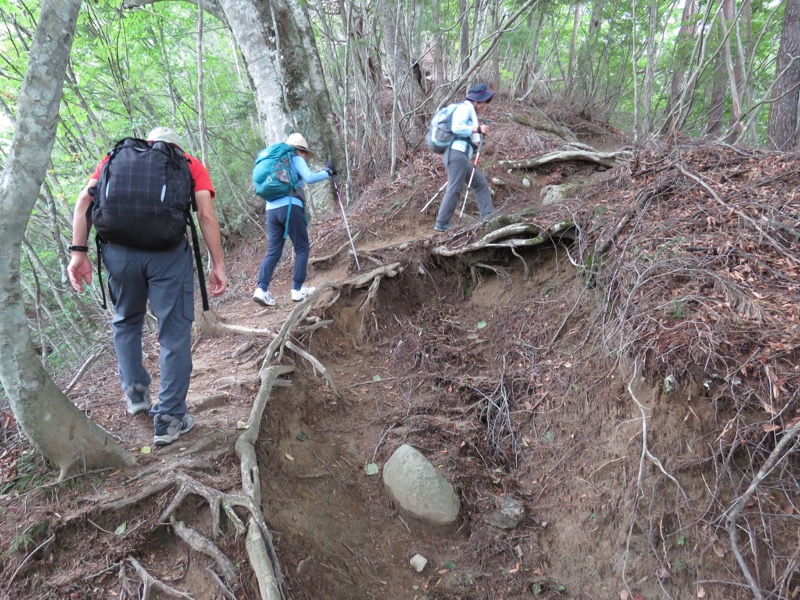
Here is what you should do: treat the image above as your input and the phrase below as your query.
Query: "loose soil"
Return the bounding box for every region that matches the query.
[2,99,798,600]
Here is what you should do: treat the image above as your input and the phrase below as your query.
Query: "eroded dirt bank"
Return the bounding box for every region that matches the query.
[250,238,750,600]
[1,102,797,599]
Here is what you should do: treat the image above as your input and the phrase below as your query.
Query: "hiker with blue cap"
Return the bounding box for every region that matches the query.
[434,83,495,232]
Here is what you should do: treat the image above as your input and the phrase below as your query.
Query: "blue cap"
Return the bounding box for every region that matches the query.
[466,83,494,103]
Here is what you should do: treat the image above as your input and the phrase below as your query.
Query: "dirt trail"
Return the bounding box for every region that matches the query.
[7,107,791,599]
[2,174,693,600]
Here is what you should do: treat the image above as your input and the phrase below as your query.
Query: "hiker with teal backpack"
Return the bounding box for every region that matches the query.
[252,133,334,306]
[67,127,227,447]
[431,83,495,232]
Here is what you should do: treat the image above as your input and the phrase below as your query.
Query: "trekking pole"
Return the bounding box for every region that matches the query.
[420,181,448,213]
[331,176,361,272]
[459,133,484,219]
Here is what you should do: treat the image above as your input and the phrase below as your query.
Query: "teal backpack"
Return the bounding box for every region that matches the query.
[253,142,298,201]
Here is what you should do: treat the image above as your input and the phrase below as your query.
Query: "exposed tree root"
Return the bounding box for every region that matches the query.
[499,149,630,171]
[198,307,274,337]
[285,340,341,398]
[725,418,800,600]
[621,360,689,595]
[171,518,236,582]
[55,262,409,598]
[160,473,247,539]
[236,364,296,599]
[433,222,574,256]
[309,232,362,266]
[216,373,262,388]
[124,556,193,599]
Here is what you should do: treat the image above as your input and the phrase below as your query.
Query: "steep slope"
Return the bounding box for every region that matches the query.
[1,101,798,600]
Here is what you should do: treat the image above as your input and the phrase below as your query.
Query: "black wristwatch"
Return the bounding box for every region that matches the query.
[68,245,89,252]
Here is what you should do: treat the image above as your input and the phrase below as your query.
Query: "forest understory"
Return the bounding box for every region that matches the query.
[1,102,799,600]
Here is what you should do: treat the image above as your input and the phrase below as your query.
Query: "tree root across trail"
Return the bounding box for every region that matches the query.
[120,229,563,597]
[27,262,407,598]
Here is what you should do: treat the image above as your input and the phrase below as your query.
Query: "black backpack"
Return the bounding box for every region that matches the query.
[89,137,209,309]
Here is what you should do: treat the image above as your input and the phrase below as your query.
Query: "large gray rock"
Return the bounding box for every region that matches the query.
[383,444,460,529]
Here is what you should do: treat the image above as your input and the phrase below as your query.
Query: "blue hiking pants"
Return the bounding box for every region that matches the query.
[257,204,310,291]
[436,147,493,228]
[101,241,194,418]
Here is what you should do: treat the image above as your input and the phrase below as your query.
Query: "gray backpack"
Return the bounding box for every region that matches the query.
[426,103,462,154]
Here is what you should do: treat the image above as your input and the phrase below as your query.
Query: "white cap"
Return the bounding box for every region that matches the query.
[146,127,183,148]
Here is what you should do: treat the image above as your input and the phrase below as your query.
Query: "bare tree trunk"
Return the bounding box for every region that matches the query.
[567,2,581,101]
[643,0,658,136]
[459,0,469,76]
[0,0,135,478]
[737,0,757,143]
[379,0,427,153]
[768,0,800,150]
[216,0,344,209]
[490,0,501,90]
[721,0,744,141]
[432,0,445,88]
[662,0,698,134]
[196,1,209,165]
[707,49,728,137]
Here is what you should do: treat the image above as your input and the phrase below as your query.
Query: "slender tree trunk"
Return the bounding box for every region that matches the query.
[707,50,728,137]
[0,0,135,478]
[768,0,800,150]
[432,0,445,88]
[490,0,501,90]
[721,0,743,141]
[459,0,469,76]
[662,0,698,134]
[197,0,209,165]
[643,0,658,136]
[379,0,427,141]
[217,0,343,209]
[567,2,581,101]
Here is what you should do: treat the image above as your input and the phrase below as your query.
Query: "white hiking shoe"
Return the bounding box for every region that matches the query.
[291,286,316,302]
[253,288,275,307]
[124,384,151,416]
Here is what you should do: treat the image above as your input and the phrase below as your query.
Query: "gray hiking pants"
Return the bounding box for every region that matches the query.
[436,147,493,228]
[101,241,194,418]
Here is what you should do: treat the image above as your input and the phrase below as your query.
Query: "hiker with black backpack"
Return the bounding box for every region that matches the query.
[251,133,334,307]
[432,83,495,232]
[67,127,227,447]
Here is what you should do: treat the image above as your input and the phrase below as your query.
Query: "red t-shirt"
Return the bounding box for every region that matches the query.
[91,150,215,198]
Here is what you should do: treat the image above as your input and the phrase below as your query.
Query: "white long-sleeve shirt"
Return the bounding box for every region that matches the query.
[449,101,481,158]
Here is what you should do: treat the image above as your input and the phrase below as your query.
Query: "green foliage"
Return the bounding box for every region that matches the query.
[2,518,51,560]
[2,0,262,377]
[667,300,686,320]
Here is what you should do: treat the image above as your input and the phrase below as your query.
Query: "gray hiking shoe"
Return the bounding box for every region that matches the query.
[434,222,452,232]
[153,414,194,447]
[124,384,152,416]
